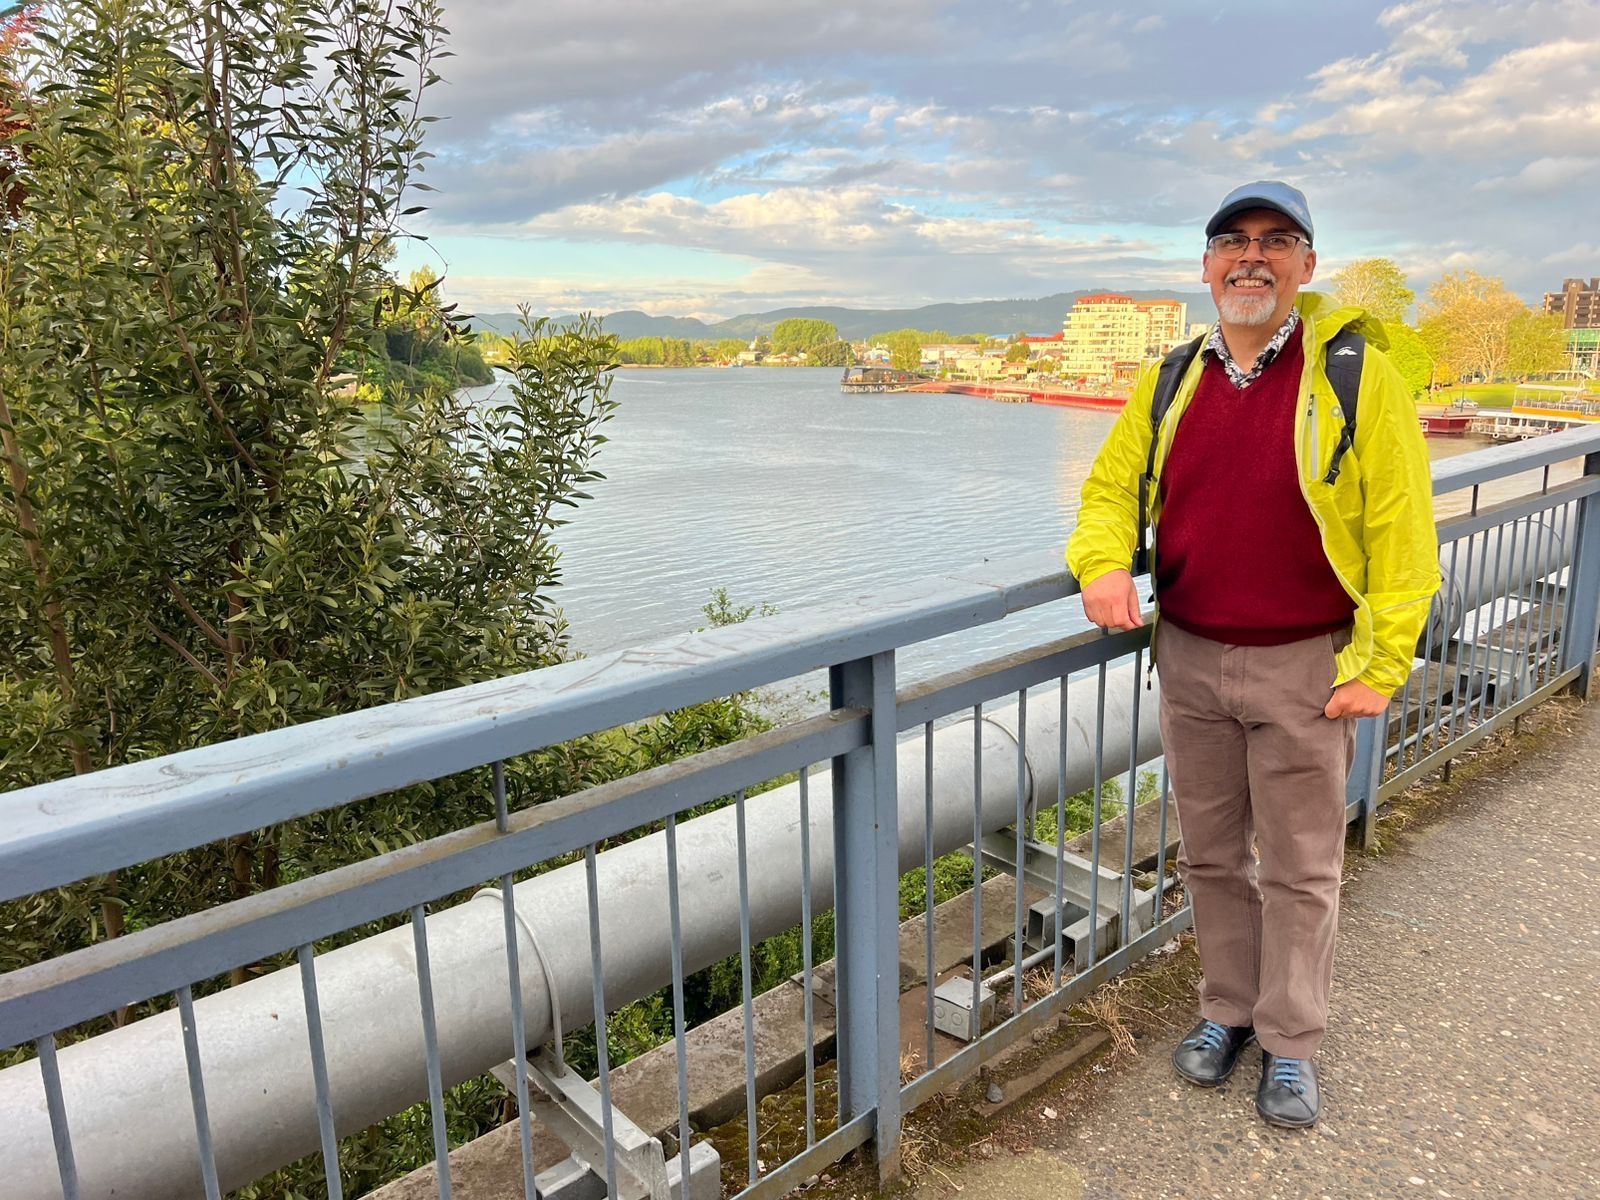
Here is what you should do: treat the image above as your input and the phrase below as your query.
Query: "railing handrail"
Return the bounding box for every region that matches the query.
[0,548,1074,903]
[1430,423,1600,493]
[6,422,1600,904]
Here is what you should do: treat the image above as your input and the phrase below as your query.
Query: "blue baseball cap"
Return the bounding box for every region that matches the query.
[1205,181,1314,244]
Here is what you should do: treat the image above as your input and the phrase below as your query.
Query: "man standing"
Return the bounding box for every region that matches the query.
[1066,182,1440,1128]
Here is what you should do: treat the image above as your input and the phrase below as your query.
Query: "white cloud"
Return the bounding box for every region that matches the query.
[403,0,1600,312]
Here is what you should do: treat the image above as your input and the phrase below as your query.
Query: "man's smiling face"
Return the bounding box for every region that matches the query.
[1202,208,1317,331]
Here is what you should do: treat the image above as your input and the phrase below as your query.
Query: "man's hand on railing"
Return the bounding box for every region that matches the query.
[1324,679,1390,720]
[1082,569,1146,633]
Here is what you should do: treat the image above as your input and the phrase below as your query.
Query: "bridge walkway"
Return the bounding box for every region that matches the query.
[906,699,1600,1200]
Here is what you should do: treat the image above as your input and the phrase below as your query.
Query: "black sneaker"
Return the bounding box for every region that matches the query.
[1171,1018,1255,1087]
[1257,1051,1320,1127]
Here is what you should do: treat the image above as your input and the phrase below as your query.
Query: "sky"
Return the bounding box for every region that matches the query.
[398,0,1600,321]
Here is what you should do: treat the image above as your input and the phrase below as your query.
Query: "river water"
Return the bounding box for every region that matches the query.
[456,367,1569,688]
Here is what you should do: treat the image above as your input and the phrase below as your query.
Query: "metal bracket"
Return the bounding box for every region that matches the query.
[492,1048,673,1200]
[974,832,1133,916]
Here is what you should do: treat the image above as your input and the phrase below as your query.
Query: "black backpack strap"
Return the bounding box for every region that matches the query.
[1322,330,1365,484]
[1134,335,1206,576]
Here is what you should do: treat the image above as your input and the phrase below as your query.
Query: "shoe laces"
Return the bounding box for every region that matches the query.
[1269,1057,1307,1094]
[1186,1020,1232,1052]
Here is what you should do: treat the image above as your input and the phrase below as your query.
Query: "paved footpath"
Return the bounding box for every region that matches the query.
[912,701,1600,1200]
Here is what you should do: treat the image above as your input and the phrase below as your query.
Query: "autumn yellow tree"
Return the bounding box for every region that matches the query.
[1330,257,1414,325]
[1419,270,1527,383]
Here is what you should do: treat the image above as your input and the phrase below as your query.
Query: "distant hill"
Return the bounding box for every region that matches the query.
[468,291,1218,343]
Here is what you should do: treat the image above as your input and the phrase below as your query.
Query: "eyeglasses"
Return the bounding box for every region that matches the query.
[1207,232,1310,260]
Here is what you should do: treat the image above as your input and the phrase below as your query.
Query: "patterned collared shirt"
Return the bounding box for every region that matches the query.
[1204,309,1301,388]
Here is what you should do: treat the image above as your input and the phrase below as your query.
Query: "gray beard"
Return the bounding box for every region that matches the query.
[1218,289,1278,326]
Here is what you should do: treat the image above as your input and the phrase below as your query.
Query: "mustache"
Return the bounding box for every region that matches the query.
[1226,267,1275,286]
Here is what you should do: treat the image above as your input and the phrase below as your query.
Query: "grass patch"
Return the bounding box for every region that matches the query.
[1430,383,1518,409]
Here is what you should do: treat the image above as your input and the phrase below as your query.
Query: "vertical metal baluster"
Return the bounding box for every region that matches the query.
[665,814,693,1166]
[1155,764,1172,921]
[1515,513,1539,696]
[1013,688,1028,1015]
[1523,518,1544,691]
[1477,522,1508,725]
[1540,507,1566,685]
[922,726,936,1078]
[970,703,984,1032]
[298,945,345,1200]
[1526,515,1546,688]
[1510,516,1536,705]
[492,764,537,1200]
[584,847,620,1200]
[1437,537,1463,752]
[799,767,817,1146]
[1549,504,1573,682]
[1391,636,1414,772]
[410,907,453,1200]
[35,1034,79,1200]
[1121,649,1143,948]
[1409,554,1440,769]
[1467,526,1494,729]
[1053,677,1069,989]
[1451,533,1481,743]
[735,790,759,1184]
[1488,520,1519,719]
[175,985,222,1200]
[1543,465,1552,495]
[1471,484,1480,516]
[1086,662,1108,970]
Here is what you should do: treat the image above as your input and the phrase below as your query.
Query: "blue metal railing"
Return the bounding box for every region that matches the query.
[2,425,1599,1200]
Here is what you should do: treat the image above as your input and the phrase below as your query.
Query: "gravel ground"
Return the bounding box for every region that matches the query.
[912,701,1600,1200]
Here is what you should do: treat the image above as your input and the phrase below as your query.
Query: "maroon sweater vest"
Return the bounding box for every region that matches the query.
[1154,337,1354,646]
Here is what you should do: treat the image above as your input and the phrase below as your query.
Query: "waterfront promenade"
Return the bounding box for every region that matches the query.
[906,697,1600,1200]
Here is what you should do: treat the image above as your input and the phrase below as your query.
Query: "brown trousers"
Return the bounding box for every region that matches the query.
[1156,621,1356,1059]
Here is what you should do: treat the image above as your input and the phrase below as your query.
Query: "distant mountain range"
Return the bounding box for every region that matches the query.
[468,290,1219,343]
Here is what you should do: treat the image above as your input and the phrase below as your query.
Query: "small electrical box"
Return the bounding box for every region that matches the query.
[932,977,996,1042]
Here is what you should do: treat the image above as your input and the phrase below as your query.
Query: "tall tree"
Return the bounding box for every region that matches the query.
[770,317,840,355]
[879,328,925,372]
[1330,257,1415,324]
[1418,270,1526,384]
[1383,324,1435,398]
[1506,310,1569,379]
[0,0,619,950]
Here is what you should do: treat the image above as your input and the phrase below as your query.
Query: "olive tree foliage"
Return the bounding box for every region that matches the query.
[0,0,620,959]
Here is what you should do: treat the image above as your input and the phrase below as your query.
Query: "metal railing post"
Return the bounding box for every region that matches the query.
[1347,715,1385,851]
[1561,451,1600,698]
[828,651,902,1185]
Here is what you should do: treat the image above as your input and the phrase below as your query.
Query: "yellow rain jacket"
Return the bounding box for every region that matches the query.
[1066,292,1441,696]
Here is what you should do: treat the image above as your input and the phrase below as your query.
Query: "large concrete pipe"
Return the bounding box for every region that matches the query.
[1,662,1165,1200]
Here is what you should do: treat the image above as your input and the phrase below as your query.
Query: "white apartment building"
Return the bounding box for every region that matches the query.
[1059,294,1149,381]
[1137,300,1188,353]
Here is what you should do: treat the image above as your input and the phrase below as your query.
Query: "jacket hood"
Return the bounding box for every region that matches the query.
[1296,290,1391,352]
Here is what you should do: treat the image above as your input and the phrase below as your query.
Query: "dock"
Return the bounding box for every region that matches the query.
[905,380,1126,412]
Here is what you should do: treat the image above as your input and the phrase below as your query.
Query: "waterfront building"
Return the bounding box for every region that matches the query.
[1136,299,1188,353]
[1059,294,1148,382]
[919,343,982,369]
[1545,277,1600,329]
